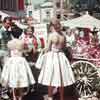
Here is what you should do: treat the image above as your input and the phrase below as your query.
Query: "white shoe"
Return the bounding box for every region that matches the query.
[43,95,48,100]
[48,97,52,100]
[53,88,58,95]
[1,94,9,99]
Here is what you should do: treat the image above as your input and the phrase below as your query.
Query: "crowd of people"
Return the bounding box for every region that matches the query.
[0,15,100,100]
[0,16,76,100]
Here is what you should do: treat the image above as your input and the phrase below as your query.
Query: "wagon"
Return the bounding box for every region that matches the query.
[71,39,100,98]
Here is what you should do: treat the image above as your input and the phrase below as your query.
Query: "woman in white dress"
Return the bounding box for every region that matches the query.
[1,25,35,100]
[36,18,75,100]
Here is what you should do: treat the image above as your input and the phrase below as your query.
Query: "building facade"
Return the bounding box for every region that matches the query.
[0,0,24,11]
[0,0,25,17]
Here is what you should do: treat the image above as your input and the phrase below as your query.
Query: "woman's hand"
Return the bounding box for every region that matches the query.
[41,48,49,54]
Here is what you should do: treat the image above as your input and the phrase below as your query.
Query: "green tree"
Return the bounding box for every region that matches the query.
[70,0,80,6]
[25,0,31,6]
[64,0,80,8]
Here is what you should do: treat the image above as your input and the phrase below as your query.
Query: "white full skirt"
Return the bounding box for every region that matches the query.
[36,51,75,87]
[1,56,35,88]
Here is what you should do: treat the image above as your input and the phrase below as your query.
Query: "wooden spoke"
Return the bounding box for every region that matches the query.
[71,61,99,97]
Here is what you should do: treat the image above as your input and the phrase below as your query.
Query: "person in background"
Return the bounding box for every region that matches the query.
[21,26,42,62]
[26,17,34,27]
[0,17,12,62]
[21,26,44,84]
[36,18,75,100]
[0,17,12,99]
[65,28,76,47]
[78,28,85,39]
[64,28,76,62]
[1,25,35,100]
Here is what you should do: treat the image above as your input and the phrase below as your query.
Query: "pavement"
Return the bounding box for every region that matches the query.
[22,84,79,100]
[1,82,99,100]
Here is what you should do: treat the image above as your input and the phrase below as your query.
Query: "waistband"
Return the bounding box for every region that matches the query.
[51,48,62,52]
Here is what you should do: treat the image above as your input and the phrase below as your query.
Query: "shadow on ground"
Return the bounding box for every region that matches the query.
[23,84,79,100]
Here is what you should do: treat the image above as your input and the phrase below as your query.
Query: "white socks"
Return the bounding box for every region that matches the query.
[48,97,52,100]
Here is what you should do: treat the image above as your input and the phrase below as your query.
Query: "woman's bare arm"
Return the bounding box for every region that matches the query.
[43,34,52,53]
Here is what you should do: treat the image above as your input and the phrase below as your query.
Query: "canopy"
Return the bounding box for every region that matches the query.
[0,11,10,20]
[62,12,100,29]
[0,10,19,20]
[40,1,53,8]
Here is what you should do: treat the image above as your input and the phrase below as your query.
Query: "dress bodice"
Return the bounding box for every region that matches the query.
[50,32,65,51]
[10,49,22,56]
